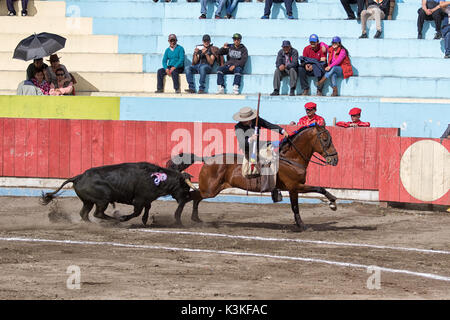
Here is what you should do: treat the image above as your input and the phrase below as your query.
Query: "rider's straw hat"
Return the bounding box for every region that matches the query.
[233,107,257,122]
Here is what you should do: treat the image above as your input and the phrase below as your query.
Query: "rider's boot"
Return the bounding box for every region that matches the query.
[271,188,283,203]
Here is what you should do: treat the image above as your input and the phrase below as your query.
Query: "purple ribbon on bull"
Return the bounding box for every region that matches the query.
[151,172,167,186]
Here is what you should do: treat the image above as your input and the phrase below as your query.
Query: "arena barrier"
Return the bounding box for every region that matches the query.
[0,117,448,205]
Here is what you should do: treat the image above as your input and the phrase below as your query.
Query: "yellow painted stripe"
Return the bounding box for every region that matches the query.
[0,96,120,120]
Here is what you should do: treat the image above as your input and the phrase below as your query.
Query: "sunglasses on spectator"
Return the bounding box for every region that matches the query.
[170,39,177,43]
[56,73,65,76]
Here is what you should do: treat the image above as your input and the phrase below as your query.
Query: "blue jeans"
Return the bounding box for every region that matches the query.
[444,25,450,55]
[217,65,243,86]
[201,0,227,16]
[226,0,244,15]
[185,64,212,91]
[325,66,343,87]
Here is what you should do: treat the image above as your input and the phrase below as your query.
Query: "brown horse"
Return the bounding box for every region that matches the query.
[167,125,339,230]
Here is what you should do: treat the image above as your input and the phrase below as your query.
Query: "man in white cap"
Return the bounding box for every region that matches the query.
[233,107,289,202]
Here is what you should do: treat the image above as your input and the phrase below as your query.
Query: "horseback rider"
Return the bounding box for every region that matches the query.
[233,106,289,203]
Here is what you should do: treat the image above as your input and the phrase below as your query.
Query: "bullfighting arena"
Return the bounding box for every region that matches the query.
[0,196,449,300]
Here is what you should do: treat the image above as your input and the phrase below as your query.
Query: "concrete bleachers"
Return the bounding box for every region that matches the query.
[0,0,448,137]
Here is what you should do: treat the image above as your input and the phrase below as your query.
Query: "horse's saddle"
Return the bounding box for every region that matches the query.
[242,145,278,193]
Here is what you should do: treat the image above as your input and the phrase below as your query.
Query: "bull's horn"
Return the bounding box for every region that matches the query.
[185,179,198,191]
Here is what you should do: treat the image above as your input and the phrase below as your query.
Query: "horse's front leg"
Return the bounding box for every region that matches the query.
[298,185,337,211]
[289,191,306,231]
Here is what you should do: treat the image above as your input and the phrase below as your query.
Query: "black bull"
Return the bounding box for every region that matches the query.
[41,162,196,225]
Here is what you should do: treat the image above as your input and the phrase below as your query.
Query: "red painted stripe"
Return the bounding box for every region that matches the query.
[25,119,38,177]
[48,120,60,178]
[69,120,82,177]
[37,119,49,178]
[103,120,114,166]
[14,119,27,177]
[135,121,147,163]
[81,120,92,173]
[362,128,377,190]
[59,120,71,178]
[113,121,126,164]
[351,127,365,189]
[91,120,104,168]
[0,118,3,176]
[3,118,15,177]
[145,121,157,164]
[125,121,136,163]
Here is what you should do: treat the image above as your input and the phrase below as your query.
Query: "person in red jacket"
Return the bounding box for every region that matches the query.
[336,107,370,128]
[296,102,326,128]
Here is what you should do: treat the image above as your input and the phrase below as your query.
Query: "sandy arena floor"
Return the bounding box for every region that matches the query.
[0,196,449,300]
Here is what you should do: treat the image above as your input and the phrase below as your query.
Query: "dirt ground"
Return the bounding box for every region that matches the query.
[0,195,449,300]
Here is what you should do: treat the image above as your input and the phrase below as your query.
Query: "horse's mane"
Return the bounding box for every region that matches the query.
[279,124,317,152]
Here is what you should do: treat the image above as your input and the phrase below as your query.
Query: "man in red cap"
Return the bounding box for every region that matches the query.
[336,107,370,127]
[296,102,326,128]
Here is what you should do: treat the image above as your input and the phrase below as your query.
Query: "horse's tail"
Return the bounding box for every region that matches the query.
[166,153,205,172]
[40,175,81,205]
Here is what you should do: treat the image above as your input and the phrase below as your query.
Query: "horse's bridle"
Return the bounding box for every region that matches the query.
[285,126,336,167]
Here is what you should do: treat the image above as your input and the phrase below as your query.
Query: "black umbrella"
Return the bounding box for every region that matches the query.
[13,32,66,61]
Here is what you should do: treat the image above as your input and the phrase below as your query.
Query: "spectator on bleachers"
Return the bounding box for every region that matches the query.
[359,0,390,39]
[293,102,325,129]
[49,68,74,96]
[199,0,227,19]
[298,34,327,96]
[225,0,244,19]
[336,107,370,127]
[7,0,28,16]
[184,34,219,94]
[317,36,353,97]
[155,34,185,94]
[26,58,48,81]
[340,0,366,20]
[261,0,294,20]
[417,0,446,39]
[441,1,450,58]
[31,69,50,95]
[45,54,71,87]
[270,40,299,96]
[217,33,248,95]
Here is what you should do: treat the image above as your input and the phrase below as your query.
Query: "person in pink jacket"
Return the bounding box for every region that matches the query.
[49,68,73,96]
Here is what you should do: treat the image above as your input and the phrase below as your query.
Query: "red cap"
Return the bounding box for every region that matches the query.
[305,102,317,110]
[349,107,361,115]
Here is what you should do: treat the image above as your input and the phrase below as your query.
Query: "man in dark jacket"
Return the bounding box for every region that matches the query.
[359,0,390,39]
[298,34,327,96]
[417,0,446,39]
[217,33,248,95]
[233,107,289,202]
[270,40,299,96]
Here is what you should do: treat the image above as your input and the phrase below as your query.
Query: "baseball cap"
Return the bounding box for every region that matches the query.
[309,34,319,43]
[232,33,242,40]
[168,34,177,41]
[281,40,291,47]
[349,107,361,116]
[202,34,211,42]
[331,36,341,43]
[305,102,317,110]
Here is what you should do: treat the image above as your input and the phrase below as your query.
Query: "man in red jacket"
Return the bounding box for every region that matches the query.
[296,102,326,128]
[336,107,370,127]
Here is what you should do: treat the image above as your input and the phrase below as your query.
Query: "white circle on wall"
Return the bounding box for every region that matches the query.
[400,140,450,202]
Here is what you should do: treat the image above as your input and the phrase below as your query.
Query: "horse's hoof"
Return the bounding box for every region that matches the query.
[191,216,203,223]
[329,201,337,211]
[173,221,184,228]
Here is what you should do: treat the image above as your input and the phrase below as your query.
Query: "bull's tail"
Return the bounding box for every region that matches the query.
[40,175,81,205]
[166,153,204,172]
